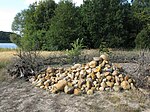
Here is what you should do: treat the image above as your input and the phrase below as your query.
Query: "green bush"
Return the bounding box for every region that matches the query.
[135,26,150,49]
[66,38,84,63]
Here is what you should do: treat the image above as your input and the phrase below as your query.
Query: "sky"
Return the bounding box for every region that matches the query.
[0,0,83,32]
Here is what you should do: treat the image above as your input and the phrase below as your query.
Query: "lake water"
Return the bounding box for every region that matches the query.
[0,43,18,49]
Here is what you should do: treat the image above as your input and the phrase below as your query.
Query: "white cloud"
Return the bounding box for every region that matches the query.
[0,9,17,32]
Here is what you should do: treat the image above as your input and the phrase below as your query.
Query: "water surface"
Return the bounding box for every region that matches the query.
[0,43,17,49]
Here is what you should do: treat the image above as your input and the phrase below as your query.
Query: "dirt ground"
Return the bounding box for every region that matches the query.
[0,63,150,112]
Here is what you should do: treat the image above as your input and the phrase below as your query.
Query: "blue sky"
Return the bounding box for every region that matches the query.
[0,0,28,32]
[0,0,83,32]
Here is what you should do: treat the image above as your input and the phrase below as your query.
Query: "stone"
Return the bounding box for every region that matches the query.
[113,85,121,91]
[44,80,51,86]
[105,88,110,91]
[51,80,67,93]
[120,77,124,82]
[86,68,92,74]
[93,57,101,61]
[89,61,97,68]
[46,67,54,74]
[124,75,129,81]
[128,79,132,83]
[113,63,123,71]
[93,81,97,86]
[44,85,49,89]
[115,76,120,82]
[40,86,45,89]
[130,83,136,90]
[96,66,101,72]
[99,87,105,91]
[78,79,86,88]
[32,54,136,95]
[104,72,110,76]
[87,89,94,95]
[110,76,115,82]
[112,70,118,76]
[106,81,114,87]
[36,81,43,87]
[101,82,106,88]
[37,74,42,79]
[101,61,106,67]
[45,75,51,80]
[90,73,96,80]
[100,54,109,61]
[96,72,101,79]
[105,64,111,68]
[80,70,85,75]
[74,88,81,95]
[118,74,123,78]
[106,76,112,81]
[102,78,107,82]
[72,63,81,70]
[79,72,86,79]
[114,82,120,86]
[86,80,92,89]
[67,82,73,87]
[41,73,46,77]
[64,85,74,94]
[121,81,130,90]
[29,77,36,82]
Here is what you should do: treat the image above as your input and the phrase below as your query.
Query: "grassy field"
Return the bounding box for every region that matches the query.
[0,48,149,80]
[0,48,149,69]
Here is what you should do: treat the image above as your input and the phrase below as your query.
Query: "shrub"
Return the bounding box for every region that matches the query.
[135,26,150,49]
[66,38,84,63]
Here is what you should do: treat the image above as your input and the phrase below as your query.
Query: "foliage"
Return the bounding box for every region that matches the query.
[66,38,84,63]
[10,33,21,47]
[45,0,82,50]
[135,26,150,49]
[11,0,150,50]
[99,42,110,54]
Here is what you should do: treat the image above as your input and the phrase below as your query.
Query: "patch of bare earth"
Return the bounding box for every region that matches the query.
[0,63,150,112]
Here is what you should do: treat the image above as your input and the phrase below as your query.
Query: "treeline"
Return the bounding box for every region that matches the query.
[11,0,150,50]
[0,31,12,43]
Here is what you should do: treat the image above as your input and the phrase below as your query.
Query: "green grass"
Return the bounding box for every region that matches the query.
[0,61,9,69]
[0,61,10,82]
[0,48,18,52]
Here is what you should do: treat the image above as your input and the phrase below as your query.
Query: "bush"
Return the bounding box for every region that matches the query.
[135,26,150,49]
[66,38,84,63]
[10,33,21,47]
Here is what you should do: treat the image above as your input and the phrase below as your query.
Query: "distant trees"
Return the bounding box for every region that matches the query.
[11,0,150,50]
[0,31,12,43]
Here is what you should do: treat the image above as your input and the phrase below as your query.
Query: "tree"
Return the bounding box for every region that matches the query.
[135,25,150,49]
[132,0,150,49]
[10,33,21,47]
[45,0,82,50]
[16,0,57,50]
[11,10,27,36]
[81,0,130,48]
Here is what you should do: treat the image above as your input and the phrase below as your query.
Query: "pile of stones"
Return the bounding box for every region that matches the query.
[30,54,136,95]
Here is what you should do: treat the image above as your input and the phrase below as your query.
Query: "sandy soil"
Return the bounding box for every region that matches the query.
[0,63,150,112]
